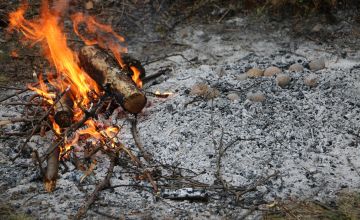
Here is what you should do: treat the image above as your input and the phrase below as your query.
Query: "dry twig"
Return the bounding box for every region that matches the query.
[75,155,116,219]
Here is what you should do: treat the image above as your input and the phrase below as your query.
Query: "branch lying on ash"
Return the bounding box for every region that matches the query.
[75,154,116,220]
[130,117,152,162]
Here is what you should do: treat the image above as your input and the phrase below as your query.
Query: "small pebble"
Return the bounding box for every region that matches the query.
[236,73,248,81]
[190,83,219,99]
[190,83,209,96]
[276,74,291,88]
[246,68,263,78]
[309,59,325,71]
[304,74,318,87]
[264,66,281,77]
[227,93,239,101]
[247,91,266,102]
[289,63,304,72]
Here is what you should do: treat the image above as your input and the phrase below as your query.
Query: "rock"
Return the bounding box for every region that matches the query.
[264,66,281,77]
[246,68,264,78]
[309,59,325,71]
[304,74,318,87]
[190,83,219,99]
[247,91,265,102]
[227,93,239,101]
[289,63,304,72]
[236,73,248,81]
[276,74,291,88]
[190,83,209,96]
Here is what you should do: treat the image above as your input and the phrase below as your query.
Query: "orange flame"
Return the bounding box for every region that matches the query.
[130,66,143,88]
[28,73,56,105]
[9,0,100,115]
[9,1,132,165]
[71,12,143,88]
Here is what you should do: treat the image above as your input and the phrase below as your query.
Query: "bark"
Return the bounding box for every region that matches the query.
[54,95,73,128]
[78,46,146,114]
[44,146,60,192]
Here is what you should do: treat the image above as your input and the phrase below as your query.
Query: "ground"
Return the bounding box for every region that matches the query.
[1,1,360,219]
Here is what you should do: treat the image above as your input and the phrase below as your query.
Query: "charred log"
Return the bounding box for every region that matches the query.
[78,46,147,114]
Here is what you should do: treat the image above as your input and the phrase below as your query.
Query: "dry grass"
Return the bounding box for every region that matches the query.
[0,203,32,220]
[263,191,360,220]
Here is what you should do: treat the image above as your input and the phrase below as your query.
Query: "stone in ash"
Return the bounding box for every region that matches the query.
[264,66,282,77]
[246,68,264,78]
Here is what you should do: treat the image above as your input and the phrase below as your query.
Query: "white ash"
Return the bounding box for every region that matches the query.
[1,15,360,219]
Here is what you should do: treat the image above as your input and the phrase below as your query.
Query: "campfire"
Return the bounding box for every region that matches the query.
[4,0,158,217]
[0,1,281,219]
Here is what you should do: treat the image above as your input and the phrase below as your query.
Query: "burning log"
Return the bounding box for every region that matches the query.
[54,95,73,128]
[78,46,146,114]
[46,93,72,192]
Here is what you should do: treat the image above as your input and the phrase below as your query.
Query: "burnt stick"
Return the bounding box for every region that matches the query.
[40,95,107,163]
[74,155,116,220]
[11,87,70,161]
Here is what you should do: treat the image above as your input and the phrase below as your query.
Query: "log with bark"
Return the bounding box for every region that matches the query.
[44,146,60,192]
[45,94,73,192]
[78,46,147,114]
[54,95,73,128]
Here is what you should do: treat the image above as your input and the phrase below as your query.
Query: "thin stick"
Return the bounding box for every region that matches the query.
[143,54,194,66]
[0,85,24,90]
[0,117,39,126]
[31,149,44,177]
[0,82,40,103]
[3,102,38,106]
[75,155,116,220]
[130,118,151,162]
[40,96,106,163]
[12,87,70,161]
[142,68,171,84]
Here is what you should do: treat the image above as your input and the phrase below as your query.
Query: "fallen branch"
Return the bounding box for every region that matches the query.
[0,82,40,103]
[130,118,151,163]
[75,155,116,219]
[142,68,172,84]
[143,54,194,66]
[0,117,39,126]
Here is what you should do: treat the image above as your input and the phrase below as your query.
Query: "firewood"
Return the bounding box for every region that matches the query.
[78,46,147,114]
[44,146,59,192]
[54,95,73,128]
